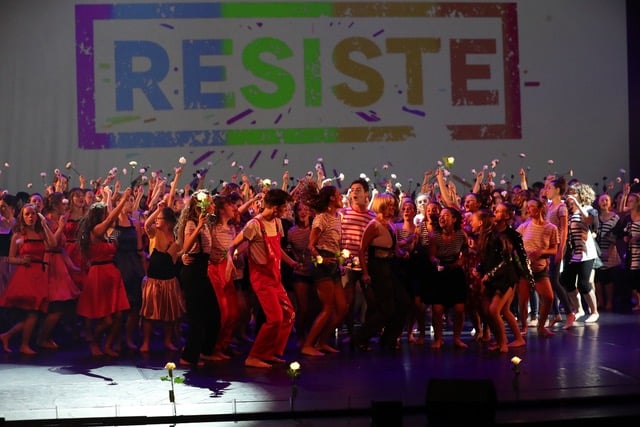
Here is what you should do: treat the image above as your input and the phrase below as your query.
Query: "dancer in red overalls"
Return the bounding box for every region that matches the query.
[226,189,299,368]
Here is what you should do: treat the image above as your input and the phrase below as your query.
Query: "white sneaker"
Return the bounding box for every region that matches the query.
[575,309,586,320]
[584,313,600,323]
[527,318,538,327]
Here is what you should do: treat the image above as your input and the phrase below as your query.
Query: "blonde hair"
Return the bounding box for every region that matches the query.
[370,192,397,215]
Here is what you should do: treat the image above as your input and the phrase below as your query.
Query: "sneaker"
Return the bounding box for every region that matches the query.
[584,313,600,323]
[575,309,586,320]
[563,313,576,330]
[527,318,538,327]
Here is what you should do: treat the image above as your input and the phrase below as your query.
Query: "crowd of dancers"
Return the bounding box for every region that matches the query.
[0,164,639,367]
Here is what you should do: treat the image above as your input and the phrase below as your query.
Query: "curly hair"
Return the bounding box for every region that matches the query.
[77,202,108,258]
[296,179,337,213]
[569,182,596,207]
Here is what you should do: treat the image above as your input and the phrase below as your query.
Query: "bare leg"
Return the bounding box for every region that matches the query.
[139,318,152,352]
[452,303,468,348]
[1,321,25,352]
[430,304,444,349]
[163,322,178,351]
[20,312,39,355]
[37,312,62,349]
[302,278,334,356]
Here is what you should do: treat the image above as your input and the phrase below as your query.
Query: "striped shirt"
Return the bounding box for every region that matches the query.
[517,219,558,273]
[312,212,342,254]
[627,219,640,270]
[596,212,620,269]
[340,207,375,254]
[567,211,597,262]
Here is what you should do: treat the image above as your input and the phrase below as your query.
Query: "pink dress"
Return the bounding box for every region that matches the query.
[45,219,80,303]
[63,219,84,289]
[0,238,49,312]
[76,241,130,319]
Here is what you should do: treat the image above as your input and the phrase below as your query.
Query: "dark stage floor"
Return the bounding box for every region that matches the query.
[1,310,640,426]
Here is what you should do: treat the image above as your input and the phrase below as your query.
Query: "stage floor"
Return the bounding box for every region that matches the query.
[1,311,640,426]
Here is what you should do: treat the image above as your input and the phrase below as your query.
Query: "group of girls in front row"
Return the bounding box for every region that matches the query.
[0,169,637,365]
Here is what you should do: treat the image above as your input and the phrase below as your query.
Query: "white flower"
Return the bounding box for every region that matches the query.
[547,159,554,165]
[437,160,443,166]
[62,198,69,205]
[338,173,345,181]
[500,179,506,185]
[122,168,127,175]
[231,161,237,167]
[519,153,526,158]
[491,160,497,169]
[471,169,477,175]
[3,162,9,168]
[616,177,622,183]
[315,163,322,171]
[196,192,208,203]
[383,163,389,170]
[620,168,626,174]
[443,170,450,177]
[359,173,367,179]
[65,162,73,169]
[483,165,488,170]
[139,168,146,174]
[283,158,289,165]
[27,183,33,188]
[238,165,244,170]
[129,161,138,167]
[40,172,46,177]
[151,171,157,178]
[511,356,522,366]
[341,249,350,258]
[178,157,187,165]
[395,182,402,188]
[634,178,639,184]
[315,255,323,264]
[164,362,176,370]
[141,176,148,182]
[262,178,272,187]
[317,157,323,162]
[390,173,397,179]
[54,168,61,176]
[289,361,301,371]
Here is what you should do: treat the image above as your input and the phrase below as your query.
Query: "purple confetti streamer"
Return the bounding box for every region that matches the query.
[373,29,384,37]
[160,23,174,29]
[249,150,262,168]
[274,113,283,124]
[402,106,426,117]
[227,109,254,125]
[193,150,214,165]
[355,111,381,122]
[270,149,278,159]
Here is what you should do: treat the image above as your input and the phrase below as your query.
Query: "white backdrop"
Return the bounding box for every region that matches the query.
[0,0,629,194]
